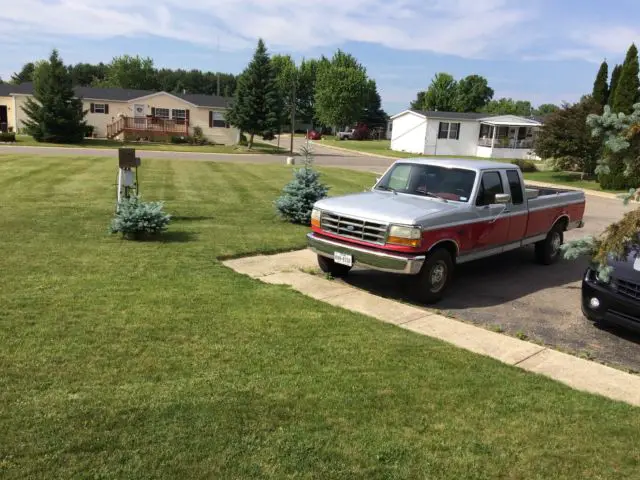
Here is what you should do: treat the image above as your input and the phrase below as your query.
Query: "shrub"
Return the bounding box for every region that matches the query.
[170,135,190,144]
[238,133,248,146]
[511,159,538,172]
[110,195,171,239]
[84,125,94,138]
[275,147,329,224]
[0,132,16,142]
[192,126,209,145]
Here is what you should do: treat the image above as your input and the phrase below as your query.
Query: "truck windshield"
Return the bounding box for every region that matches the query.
[376,163,477,202]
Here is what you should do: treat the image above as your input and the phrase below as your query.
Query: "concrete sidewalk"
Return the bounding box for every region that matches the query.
[224,249,640,407]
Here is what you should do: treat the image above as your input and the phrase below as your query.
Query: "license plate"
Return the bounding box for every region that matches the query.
[334,252,353,267]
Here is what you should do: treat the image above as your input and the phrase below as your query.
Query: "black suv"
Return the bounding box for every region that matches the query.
[582,255,640,332]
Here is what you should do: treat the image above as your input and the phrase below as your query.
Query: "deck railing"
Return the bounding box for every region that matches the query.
[107,116,189,138]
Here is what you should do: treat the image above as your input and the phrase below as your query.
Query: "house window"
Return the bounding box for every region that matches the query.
[438,122,449,139]
[154,108,170,119]
[210,111,227,128]
[437,121,460,140]
[90,103,109,114]
[172,109,187,124]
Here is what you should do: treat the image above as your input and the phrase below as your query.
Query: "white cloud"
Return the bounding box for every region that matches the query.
[0,0,536,59]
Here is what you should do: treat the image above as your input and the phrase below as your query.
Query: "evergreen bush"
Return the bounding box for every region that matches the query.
[275,146,329,225]
[110,195,171,239]
[511,159,538,172]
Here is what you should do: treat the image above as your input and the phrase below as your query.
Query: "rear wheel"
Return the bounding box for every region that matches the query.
[412,248,454,304]
[535,224,564,265]
[317,255,352,277]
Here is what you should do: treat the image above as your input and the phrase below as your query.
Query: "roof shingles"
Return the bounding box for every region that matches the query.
[0,82,230,108]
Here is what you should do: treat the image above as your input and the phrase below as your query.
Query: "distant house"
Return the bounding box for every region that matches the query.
[0,83,239,145]
[389,109,543,160]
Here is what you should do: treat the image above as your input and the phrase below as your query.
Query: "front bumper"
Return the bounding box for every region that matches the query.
[582,272,640,332]
[307,232,425,274]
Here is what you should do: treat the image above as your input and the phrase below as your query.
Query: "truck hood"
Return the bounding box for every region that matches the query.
[314,191,460,225]
[608,249,640,283]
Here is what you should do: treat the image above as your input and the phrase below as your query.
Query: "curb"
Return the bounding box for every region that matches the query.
[224,250,640,407]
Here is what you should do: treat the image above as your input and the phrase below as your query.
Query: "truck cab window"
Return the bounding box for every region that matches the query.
[476,171,504,206]
[506,170,524,205]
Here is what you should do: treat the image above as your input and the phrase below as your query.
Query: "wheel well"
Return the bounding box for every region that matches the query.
[554,215,570,231]
[429,240,458,260]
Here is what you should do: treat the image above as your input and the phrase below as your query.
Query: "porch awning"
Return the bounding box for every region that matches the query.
[478,114,542,127]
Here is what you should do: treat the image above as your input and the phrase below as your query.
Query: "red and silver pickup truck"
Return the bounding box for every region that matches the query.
[307,158,586,303]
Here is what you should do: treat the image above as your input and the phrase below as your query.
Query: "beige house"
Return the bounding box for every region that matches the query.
[0,83,239,145]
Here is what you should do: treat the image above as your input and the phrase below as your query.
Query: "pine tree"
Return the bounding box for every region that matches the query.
[275,147,328,225]
[608,64,622,107]
[226,39,281,149]
[592,60,609,107]
[612,44,640,114]
[22,50,87,143]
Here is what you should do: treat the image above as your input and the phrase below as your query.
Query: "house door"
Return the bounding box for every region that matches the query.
[0,106,8,132]
[133,104,146,128]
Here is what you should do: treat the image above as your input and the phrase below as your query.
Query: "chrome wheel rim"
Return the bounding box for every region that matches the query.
[429,261,447,292]
[551,231,562,255]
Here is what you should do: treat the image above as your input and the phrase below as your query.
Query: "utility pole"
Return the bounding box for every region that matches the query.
[290,78,296,154]
[216,36,221,96]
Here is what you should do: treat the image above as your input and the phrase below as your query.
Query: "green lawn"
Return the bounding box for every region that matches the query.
[7,135,283,154]
[524,170,619,192]
[1,154,640,479]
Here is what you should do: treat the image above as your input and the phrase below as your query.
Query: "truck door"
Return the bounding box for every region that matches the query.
[472,171,510,251]
[505,169,528,243]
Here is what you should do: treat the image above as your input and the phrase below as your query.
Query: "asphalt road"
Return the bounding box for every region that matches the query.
[1,140,638,371]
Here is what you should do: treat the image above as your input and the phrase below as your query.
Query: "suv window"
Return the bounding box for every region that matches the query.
[476,171,504,206]
[506,170,524,205]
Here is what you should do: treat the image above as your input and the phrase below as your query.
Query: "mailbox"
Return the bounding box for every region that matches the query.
[118,148,141,169]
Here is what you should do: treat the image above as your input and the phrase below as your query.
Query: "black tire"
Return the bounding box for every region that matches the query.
[412,248,454,304]
[535,224,564,265]
[317,255,352,277]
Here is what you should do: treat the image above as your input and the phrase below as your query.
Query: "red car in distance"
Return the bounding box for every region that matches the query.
[306,130,322,140]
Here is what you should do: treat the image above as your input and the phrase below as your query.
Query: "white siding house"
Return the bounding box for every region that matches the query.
[390,110,427,154]
[390,110,543,160]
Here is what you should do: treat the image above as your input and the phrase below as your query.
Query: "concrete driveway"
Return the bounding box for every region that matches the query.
[337,195,640,372]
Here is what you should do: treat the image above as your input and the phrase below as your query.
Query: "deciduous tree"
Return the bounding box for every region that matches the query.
[482,98,532,116]
[22,50,87,143]
[314,50,368,129]
[423,73,457,111]
[454,74,494,112]
[534,104,560,116]
[95,55,159,90]
[533,96,602,177]
[11,62,35,84]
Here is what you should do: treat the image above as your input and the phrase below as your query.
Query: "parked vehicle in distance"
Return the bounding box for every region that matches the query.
[306,130,322,140]
[307,158,586,303]
[336,128,355,140]
[582,255,640,332]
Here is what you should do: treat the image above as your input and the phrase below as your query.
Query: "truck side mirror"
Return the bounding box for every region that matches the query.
[494,193,511,204]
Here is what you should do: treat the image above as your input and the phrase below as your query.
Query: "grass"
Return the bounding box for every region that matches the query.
[523,170,622,192]
[1,154,640,478]
[5,134,283,154]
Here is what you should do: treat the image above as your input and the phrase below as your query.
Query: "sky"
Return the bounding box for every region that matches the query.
[1,0,639,114]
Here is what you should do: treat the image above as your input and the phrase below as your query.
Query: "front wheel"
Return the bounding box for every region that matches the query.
[317,255,352,277]
[535,225,564,265]
[412,249,454,304]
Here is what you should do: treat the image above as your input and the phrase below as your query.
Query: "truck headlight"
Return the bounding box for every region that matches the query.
[311,208,322,228]
[387,225,422,247]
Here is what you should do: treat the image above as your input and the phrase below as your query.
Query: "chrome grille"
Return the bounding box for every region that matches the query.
[321,212,387,244]
[615,279,640,300]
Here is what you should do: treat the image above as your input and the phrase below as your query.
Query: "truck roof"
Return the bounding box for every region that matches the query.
[395,157,520,171]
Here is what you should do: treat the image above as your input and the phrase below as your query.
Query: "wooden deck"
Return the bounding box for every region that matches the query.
[107,116,189,139]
